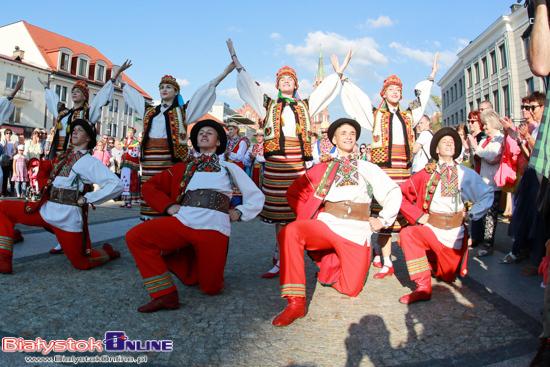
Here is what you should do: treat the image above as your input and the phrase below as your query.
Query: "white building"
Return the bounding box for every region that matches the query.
[0,21,152,139]
[439,4,544,127]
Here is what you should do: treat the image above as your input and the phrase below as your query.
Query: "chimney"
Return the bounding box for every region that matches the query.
[13,46,24,60]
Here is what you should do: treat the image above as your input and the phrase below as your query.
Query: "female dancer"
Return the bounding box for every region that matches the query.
[122,60,235,220]
[338,53,438,278]
[227,39,350,277]
[39,61,131,159]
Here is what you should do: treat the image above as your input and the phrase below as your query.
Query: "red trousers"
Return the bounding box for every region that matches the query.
[398,225,465,283]
[126,216,229,298]
[0,201,110,270]
[278,220,371,298]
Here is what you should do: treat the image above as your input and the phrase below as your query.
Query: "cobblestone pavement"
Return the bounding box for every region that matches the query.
[0,199,544,366]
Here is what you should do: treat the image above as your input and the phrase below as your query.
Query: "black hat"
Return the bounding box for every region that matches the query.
[430,127,462,161]
[69,119,96,150]
[190,119,227,155]
[327,118,362,142]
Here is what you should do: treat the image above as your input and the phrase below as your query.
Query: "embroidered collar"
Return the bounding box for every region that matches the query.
[334,155,359,187]
[194,154,221,172]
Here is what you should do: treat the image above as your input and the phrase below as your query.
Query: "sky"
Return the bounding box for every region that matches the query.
[0,1,523,144]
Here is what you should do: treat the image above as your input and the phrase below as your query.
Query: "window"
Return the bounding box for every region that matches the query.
[469,101,474,112]
[6,73,24,90]
[60,53,70,71]
[467,68,472,87]
[523,37,530,60]
[107,123,118,137]
[96,64,105,81]
[459,80,463,97]
[490,51,497,74]
[526,77,535,94]
[499,44,507,68]
[503,86,510,117]
[124,102,129,114]
[114,99,118,113]
[476,98,481,108]
[78,59,88,76]
[482,57,488,79]
[55,85,68,102]
[109,101,113,111]
[493,90,499,113]
[450,87,454,103]
[460,110,464,122]
[9,107,22,123]
[474,63,480,83]
[484,94,489,104]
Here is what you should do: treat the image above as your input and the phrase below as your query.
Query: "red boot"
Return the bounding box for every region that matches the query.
[138,290,180,313]
[13,229,24,244]
[102,243,120,260]
[0,253,13,274]
[399,275,432,304]
[272,297,307,327]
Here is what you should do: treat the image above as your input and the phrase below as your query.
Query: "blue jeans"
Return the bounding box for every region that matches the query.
[14,181,27,197]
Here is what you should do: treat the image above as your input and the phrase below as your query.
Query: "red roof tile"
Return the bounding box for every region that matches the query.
[22,21,151,100]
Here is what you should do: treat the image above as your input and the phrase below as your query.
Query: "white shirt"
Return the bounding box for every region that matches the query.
[174,160,265,237]
[411,130,434,174]
[425,162,493,249]
[220,137,248,163]
[40,152,124,232]
[317,159,402,246]
[475,131,504,191]
[0,97,14,124]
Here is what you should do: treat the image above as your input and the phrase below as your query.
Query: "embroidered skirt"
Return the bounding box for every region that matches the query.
[140,138,174,220]
[372,144,409,234]
[260,138,306,224]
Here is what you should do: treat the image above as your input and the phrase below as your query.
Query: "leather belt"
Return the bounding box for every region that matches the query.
[48,187,80,206]
[181,189,230,214]
[324,201,370,221]
[427,212,463,230]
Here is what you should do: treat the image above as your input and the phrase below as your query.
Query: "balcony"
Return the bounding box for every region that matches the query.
[4,87,32,102]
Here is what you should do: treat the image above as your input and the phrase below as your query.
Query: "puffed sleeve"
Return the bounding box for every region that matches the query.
[236,70,267,120]
[341,80,374,131]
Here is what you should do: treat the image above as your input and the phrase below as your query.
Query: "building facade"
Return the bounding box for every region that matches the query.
[439,4,544,127]
[0,21,152,139]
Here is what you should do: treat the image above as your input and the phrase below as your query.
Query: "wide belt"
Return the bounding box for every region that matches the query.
[49,187,80,206]
[324,201,371,221]
[427,212,463,230]
[181,189,230,214]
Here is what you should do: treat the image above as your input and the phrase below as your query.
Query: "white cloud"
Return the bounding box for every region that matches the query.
[366,15,395,29]
[270,33,281,40]
[388,42,457,69]
[176,78,190,88]
[458,38,470,47]
[284,31,388,82]
[218,87,240,100]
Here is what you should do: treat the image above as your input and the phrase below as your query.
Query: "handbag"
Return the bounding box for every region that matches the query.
[537,175,550,220]
[0,154,10,167]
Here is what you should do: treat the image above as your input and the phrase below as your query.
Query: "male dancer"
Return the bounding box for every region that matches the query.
[0,119,123,273]
[398,127,492,303]
[126,120,264,313]
[273,118,401,326]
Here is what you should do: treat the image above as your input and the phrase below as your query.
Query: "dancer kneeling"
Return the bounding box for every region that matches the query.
[126,120,264,313]
[398,127,493,304]
[0,119,123,274]
[273,118,402,327]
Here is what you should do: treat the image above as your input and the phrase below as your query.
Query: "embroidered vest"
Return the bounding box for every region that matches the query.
[371,107,415,167]
[262,96,312,161]
[142,102,188,162]
[47,107,89,160]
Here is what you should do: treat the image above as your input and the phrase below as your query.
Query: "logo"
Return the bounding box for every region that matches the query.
[103,332,172,352]
[2,331,173,355]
